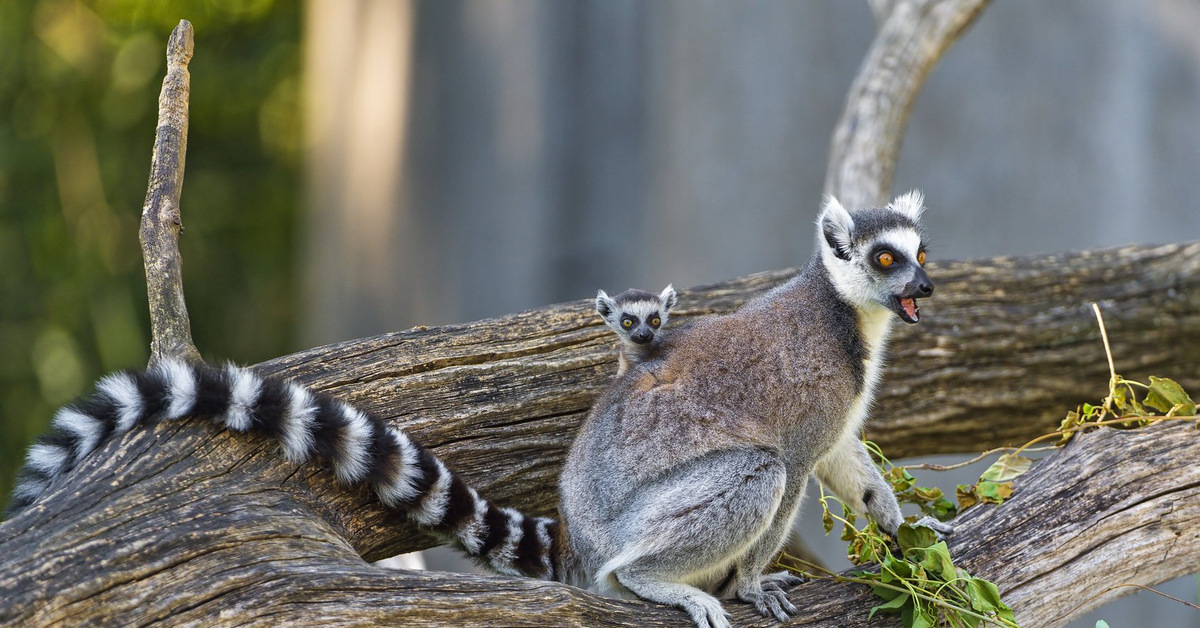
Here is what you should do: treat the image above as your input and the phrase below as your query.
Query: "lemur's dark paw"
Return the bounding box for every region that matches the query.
[914,515,954,539]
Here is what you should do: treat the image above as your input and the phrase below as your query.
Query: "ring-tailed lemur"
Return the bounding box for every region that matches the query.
[595,285,677,375]
[559,191,949,628]
[6,191,950,628]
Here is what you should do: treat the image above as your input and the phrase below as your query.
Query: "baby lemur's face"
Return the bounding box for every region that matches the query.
[595,285,678,345]
[819,191,933,324]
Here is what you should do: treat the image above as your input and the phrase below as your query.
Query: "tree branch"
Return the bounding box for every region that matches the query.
[2,416,1193,626]
[140,19,200,365]
[825,0,991,210]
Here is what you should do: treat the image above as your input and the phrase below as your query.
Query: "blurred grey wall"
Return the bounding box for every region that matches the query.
[302,0,1200,624]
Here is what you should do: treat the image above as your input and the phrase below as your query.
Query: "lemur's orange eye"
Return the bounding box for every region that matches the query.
[650,317,661,327]
[877,252,894,267]
[917,250,926,266]
[621,319,633,328]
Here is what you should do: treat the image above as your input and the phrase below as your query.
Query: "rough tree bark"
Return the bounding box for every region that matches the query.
[140,20,201,366]
[4,3,1199,628]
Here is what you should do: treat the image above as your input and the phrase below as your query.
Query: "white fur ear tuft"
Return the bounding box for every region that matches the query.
[595,290,614,319]
[818,195,854,260]
[660,284,678,312]
[888,189,925,221]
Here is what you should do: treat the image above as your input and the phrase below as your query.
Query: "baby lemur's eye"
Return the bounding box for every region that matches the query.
[877,251,894,267]
[917,250,926,266]
[650,317,661,327]
[621,318,634,329]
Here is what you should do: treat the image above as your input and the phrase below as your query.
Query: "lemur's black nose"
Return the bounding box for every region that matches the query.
[631,330,653,344]
[910,267,934,297]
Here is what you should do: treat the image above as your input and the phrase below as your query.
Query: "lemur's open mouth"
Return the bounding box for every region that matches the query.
[893,296,921,324]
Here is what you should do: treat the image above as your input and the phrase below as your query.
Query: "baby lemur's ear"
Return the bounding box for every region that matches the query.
[819,195,854,261]
[660,284,678,312]
[888,189,925,222]
[595,290,615,319]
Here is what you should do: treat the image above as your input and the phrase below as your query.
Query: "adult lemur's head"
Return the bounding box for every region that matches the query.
[817,190,933,324]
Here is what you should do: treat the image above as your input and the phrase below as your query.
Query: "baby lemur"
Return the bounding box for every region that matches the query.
[595,285,677,375]
[8,192,946,628]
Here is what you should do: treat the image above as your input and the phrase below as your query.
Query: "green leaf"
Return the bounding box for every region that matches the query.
[822,507,834,535]
[842,503,858,525]
[977,480,1014,504]
[915,541,957,581]
[886,466,917,491]
[868,591,910,620]
[909,606,935,628]
[882,554,914,581]
[1145,376,1196,416]
[871,584,905,602]
[1059,409,1082,445]
[957,484,979,510]
[930,497,958,521]
[1112,383,1145,416]
[965,577,1003,613]
[897,523,938,552]
[911,485,944,502]
[980,453,1033,483]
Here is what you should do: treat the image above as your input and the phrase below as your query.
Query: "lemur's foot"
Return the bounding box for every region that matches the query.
[682,594,732,628]
[760,570,806,591]
[739,576,799,622]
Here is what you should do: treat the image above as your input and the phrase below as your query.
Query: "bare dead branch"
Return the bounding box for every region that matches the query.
[825,0,992,210]
[140,19,201,365]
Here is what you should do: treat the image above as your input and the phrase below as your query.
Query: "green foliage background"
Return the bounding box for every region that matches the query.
[0,1,302,501]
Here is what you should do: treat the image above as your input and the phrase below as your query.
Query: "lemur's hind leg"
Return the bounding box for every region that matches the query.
[600,447,790,628]
[725,477,807,622]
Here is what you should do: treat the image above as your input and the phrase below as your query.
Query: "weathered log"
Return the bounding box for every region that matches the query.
[2,416,1194,627]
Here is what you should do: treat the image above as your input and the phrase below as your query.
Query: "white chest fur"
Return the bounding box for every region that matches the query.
[841,305,894,442]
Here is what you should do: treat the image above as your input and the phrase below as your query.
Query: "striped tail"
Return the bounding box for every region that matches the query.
[6,359,563,581]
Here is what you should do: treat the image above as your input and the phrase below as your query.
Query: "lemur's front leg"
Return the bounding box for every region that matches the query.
[814,432,953,538]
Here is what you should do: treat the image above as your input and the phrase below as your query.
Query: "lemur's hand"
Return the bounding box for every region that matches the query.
[914,515,954,540]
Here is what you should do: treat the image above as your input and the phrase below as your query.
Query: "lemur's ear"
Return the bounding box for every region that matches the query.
[819,195,854,260]
[888,189,925,222]
[595,290,614,319]
[660,284,678,312]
